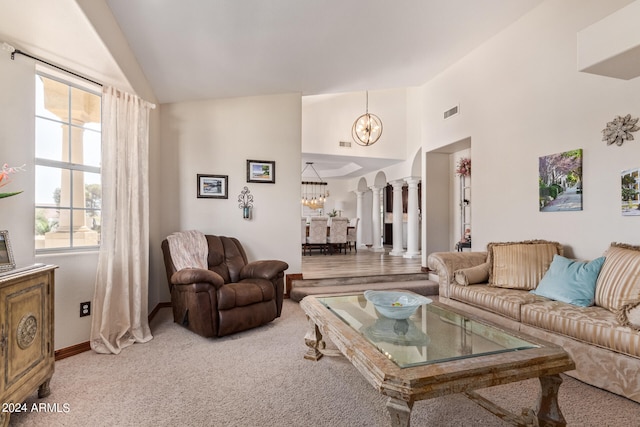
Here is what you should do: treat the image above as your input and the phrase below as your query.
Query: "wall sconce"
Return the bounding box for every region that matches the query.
[238,186,254,219]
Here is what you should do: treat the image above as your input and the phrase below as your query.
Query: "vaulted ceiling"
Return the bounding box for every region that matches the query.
[104,0,543,177]
[104,0,543,103]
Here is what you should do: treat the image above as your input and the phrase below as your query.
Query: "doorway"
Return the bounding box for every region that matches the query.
[424,137,471,255]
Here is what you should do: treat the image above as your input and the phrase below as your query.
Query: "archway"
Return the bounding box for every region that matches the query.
[424,137,471,262]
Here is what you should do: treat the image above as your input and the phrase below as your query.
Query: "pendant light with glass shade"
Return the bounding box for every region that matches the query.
[352,91,383,146]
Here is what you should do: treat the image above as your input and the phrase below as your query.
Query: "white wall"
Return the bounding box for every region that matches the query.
[424,153,451,254]
[158,93,302,300]
[0,54,34,266]
[0,49,106,351]
[420,0,640,260]
[309,178,357,219]
[0,0,161,350]
[302,89,408,162]
[301,88,425,251]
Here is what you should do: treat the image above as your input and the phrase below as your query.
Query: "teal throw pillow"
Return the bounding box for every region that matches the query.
[530,254,605,307]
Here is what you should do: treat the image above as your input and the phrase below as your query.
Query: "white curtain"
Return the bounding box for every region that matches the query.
[90,86,154,354]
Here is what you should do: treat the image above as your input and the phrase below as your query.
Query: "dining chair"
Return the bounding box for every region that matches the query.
[306,217,328,255]
[327,217,349,254]
[347,217,359,252]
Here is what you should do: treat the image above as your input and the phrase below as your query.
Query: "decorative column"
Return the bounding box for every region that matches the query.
[355,190,365,249]
[404,177,421,259]
[42,79,100,248]
[389,180,405,256]
[370,185,385,252]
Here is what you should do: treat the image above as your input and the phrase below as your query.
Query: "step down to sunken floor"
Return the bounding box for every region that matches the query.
[289,273,438,302]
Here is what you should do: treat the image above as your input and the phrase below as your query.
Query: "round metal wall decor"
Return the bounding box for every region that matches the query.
[17,313,37,349]
[602,114,639,146]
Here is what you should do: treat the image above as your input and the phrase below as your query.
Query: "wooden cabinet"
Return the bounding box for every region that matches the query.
[0,264,56,426]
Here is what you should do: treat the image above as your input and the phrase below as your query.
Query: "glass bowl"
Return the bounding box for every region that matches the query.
[363,290,432,320]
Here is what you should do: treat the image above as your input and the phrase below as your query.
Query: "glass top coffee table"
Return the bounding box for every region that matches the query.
[300,292,575,427]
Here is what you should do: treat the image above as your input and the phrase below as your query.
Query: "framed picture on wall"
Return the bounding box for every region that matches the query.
[197,174,229,199]
[622,167,640,216]
[538,148,583,212]
[247,160,275,184]
[0,230,16,273]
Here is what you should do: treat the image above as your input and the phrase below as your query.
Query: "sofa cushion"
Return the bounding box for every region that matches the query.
[449,284,546,321]
[454,262,490,286]
[530,255,605,307]
[217,279,275,310]
[595,243,640,313]
[488,240,562,290]
[521,300,640,358]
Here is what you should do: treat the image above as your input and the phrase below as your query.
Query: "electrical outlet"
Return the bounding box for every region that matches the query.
[80,301,91,317]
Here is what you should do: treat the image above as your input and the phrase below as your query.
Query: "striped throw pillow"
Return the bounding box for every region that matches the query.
[595,243,640,313]
[488,240,562,290]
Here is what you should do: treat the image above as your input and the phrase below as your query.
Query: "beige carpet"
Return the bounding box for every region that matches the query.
[11,300,640,426]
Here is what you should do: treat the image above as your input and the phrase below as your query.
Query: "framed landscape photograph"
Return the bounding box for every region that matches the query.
[197,174,228,199]
[0,230,16,273]
[538,148,583,212]
[247,160,275,184]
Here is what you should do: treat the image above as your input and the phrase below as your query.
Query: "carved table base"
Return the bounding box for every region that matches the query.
[464,374,566,427]
[533,374,566,427]
[386,397,414,427]
[303,315,325,361]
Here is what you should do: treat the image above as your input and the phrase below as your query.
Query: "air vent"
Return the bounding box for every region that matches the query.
[339,141,352,148]
[444,105,459,120]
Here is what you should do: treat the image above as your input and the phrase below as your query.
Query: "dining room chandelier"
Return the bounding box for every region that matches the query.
[352,91,383,146]
[301,162,329,210]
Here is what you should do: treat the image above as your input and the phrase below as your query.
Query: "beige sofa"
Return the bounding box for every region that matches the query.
[428,240,640,403]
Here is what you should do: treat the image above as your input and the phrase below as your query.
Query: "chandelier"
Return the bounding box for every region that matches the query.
[352,91,383,146]
[301,162,329,210]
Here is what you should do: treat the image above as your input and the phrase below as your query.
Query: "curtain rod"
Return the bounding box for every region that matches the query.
[3,42,102,87]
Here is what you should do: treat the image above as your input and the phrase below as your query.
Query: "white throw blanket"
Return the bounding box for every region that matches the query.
[166,230,208,271]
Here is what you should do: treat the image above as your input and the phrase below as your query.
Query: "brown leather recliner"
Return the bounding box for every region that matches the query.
[161,235,288,337]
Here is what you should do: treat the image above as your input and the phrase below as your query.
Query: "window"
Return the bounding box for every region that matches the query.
[35,73,102,251]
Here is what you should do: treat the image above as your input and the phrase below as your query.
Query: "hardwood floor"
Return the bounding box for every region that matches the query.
[301,245,424,280]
